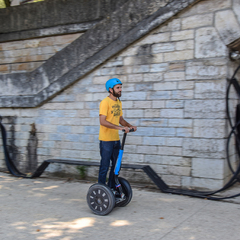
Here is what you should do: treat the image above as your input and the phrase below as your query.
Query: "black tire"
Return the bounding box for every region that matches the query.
[116,177,132,207]
[87,183,115,216]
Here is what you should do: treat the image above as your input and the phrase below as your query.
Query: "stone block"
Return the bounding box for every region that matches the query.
[137,145,158,154]
[100,67,116,76]
[133,101,151,109]
[194,80,226,99]
[122,101,134,108]
[164,71,185,81]
[139,118,168,127]
[0,65,10,74]
[215,10,240,45]
[123,56,134,66]
[49,133,62,141]
[136,32,170,45]
[93,76,110,85]
[123,153,144,163]
[37,124,57,133]
[168,119,192,128]
[175,40,194,51]
[57,125,71,133]
[132,65,150,73]
[152,43,175,53]
[61,149,82,159]
[154,127,176,136]
[81,118,98,126]
[125,136,143,145]
[169,63,185,71]
[181,176,223,190]
[133,127,154,136]
[160,174,181,187]
[156,18,181,33]
[143,136,165,146]
[171,30,194,41]
[192,158,224,179]
[144,109,160,118]
[172,90,194,99]
[63,110,78,118]
[176,128,192,137]
[160,109,183,118]
[184,100,225,118]
[126,109,144,118]
[178,81,194,90]
[135,83,153,91]
[121,92,147,101]
[186,60,227,80]
[38,109,65,118]
[164,50,194,61]
[193,119,226,138]
[180,0,231,17]
[119,46,138,57]
[150,63,168,72]
[37,148,50,155]
[143,73,163,82]
[181,13,213,30]
[166,138,183,147]
[152,53,164,63]
[64,134,81,142]
[147,91,172,100]
[84,126,99,135]
[183,138,225,158]
[42,141,55,148]
[162,156,190,166]
[195,27,227,58]
[127,74,143,83]
[152,101,165,109]
[158,146,182,156]
[153,82,177,91]
[167,165,191,176]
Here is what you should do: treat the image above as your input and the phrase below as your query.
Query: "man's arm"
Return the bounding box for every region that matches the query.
[99,115,129,132]
[119,116,137,132]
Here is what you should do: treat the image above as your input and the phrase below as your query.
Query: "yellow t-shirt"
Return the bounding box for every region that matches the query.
[99,97,123,141]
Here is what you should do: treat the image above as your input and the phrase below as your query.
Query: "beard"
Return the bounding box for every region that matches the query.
[113,89,121,98]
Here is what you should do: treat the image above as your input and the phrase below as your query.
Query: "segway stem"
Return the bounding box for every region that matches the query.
[114,129,134,199]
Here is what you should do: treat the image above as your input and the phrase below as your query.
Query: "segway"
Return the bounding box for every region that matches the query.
[87,129,134,216]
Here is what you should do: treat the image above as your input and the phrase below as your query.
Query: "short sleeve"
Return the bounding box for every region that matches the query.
[99,99,108,116]
[120,101,123,116]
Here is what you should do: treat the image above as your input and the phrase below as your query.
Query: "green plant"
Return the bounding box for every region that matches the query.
[76,165,87,179]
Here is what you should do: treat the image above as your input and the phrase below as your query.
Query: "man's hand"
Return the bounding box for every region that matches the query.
[130,126,137,132]
[122,126,137,133]
[122,126,130,133]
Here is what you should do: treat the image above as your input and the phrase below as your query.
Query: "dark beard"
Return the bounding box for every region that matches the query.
[113,89,121,98]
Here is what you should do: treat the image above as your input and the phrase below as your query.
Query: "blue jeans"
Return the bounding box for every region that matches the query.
[98,140,121,188]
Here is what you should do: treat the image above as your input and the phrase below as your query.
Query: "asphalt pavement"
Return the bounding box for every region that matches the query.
[0,172,240,240]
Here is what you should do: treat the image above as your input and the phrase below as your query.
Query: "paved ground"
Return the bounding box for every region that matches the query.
[1,172,240,240]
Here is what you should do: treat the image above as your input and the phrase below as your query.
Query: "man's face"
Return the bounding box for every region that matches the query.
[111,84,122,98]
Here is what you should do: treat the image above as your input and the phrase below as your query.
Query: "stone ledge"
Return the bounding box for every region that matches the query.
[0,21,99,43]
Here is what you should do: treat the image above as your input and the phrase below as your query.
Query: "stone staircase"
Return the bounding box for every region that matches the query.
[0,0,200,108]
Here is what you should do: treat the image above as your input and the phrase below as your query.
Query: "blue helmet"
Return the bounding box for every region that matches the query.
[105,78,122,92]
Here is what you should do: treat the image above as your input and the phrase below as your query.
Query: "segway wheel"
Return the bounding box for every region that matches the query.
[87,183,115,216]
[116,177,132,207]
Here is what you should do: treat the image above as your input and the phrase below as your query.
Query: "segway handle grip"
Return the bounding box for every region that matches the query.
[122,128,134,132]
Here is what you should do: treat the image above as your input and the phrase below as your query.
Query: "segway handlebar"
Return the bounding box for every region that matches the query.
[122,128,134,133]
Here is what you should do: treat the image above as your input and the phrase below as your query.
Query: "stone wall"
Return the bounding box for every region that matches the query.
[0,0,240,190]
[0,33,81,74]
